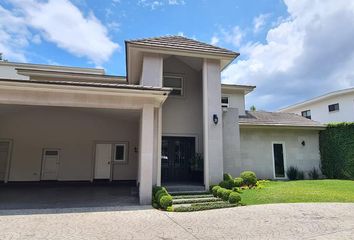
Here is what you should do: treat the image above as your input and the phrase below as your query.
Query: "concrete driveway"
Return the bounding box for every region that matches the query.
[0,203,354,240]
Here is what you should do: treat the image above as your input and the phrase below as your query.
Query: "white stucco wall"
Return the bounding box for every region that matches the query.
[140,53,163,87]
[0,105,139,181]
[239,127,321,179]
[222,91,246,116]
[0,65,29,80]
[282,93,354,123]
[162,56,204,153]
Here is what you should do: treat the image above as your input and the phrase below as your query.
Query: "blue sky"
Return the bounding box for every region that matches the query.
[1,0,354,110]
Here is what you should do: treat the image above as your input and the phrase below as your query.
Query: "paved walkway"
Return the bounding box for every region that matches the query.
[0,203,354,240]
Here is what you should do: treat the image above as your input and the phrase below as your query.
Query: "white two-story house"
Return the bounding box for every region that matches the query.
[279,87,354,123]
[0,36,325,204]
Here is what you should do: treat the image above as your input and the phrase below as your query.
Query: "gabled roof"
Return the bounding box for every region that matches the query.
[279,87,354,112]
[239,111,325,129]
[126,35,239,57]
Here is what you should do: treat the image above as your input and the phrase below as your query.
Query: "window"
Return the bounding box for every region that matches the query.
[301,110,311,119]
[328,103,339,112]
[114,144,126,162]
[163,75,183,96]
[221,96,229,108]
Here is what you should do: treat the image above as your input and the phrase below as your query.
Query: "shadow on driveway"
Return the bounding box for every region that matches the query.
[0,181,149,216]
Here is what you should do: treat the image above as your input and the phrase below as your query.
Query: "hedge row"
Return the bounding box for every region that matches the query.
[319,123,354,179]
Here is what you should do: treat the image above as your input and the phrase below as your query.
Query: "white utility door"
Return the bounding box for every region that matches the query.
[0,142,10,181]
[41,149,60,180]
[94,144,112,179]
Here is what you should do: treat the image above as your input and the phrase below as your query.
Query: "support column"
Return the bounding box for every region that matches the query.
[139,104,155,205]
[222,108,241,176]
[203,59,224,189]
[156,107,162,186]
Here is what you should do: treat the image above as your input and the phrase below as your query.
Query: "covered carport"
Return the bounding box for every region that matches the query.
[0,74,169,205]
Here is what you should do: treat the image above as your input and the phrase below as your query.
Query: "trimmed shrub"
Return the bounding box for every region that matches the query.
[160,195,173,209]
[320,122,354,179]
[234,177,243,187]
[221,189,232,201]
[232,187,241,193]
[219,180,229,189]
[228,192,241,204]
[240,171,257,186]
[209,184,216,192]
[309,168,320,180]
[156,189,168,202]
[153,186,166,197]
[286,166,299,180]
[212,185,221,197]
[223,173,233,181]
[217,188,225,199]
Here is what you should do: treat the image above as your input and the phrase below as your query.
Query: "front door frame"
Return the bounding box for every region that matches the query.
[41,148,61,181]
[272,141,287,179]
[0,139,13,183]
[161,134,200,184]
[92,140,130,182]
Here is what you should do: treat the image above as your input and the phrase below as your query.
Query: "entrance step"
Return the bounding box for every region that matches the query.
[165,184,205,193]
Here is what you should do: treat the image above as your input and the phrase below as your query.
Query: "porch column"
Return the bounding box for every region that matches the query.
[139,104,155,205]
[202,59,224,190]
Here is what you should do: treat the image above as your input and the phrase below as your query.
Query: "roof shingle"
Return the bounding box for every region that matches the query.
[239,111,325,128]
[126,35,238,57]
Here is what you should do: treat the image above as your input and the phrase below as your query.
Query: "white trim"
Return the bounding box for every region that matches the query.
[221,95,230,108]
[163,74,184,97]
[113,143,128,163]
[40,148,61,181]
[271,142,287,179]
[0,139,13,183]
[156,108,162,186]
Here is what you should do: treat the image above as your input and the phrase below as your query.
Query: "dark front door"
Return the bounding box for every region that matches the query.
[161,136,196,183]
[273,143,285,178]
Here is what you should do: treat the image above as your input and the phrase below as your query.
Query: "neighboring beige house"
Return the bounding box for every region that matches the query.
[279,87,354,123]
[0,36,325,204]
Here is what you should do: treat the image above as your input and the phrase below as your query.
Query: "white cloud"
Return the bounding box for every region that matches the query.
[253,13,270,33]
[1,0,119,65]
[138,0,185,10]
[210,36,219,45]
[0,5,30,61]
[222,0,354,111]
[221,26,245,47]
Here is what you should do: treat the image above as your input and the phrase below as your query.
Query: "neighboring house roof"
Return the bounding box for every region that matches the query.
[279,87,354,112]
[126,35,239,57]
[239,111,325,129]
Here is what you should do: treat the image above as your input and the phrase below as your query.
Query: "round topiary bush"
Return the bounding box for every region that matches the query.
[229,192,241,204]
[153,186,166,197]
[221,189,232,201]
[212,185,221,197]
[160,195,173,209]
[217,187,225,198]
[234,177,243,187]
[240,171,257,186]
[156,189,168,202]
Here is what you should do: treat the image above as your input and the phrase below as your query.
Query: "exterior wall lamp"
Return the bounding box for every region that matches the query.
[213,114,219,125]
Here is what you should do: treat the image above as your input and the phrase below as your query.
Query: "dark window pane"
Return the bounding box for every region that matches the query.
[115,145,125,161]
[328,103,339,112]
[45,151,58,156]
[301,110,311,119]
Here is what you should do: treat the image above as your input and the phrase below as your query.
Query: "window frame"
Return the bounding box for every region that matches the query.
[301,110,311,119]
[328,103,339,112]
[163,74,184,97]
[113,143,128,163]
[221,96,230,108]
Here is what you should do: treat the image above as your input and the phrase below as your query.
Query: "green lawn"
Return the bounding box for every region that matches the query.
[241,180,354,205]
